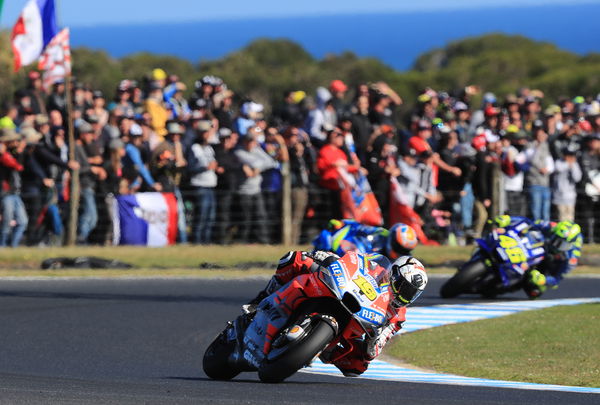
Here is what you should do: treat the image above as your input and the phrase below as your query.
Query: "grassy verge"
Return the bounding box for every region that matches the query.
[387,304,600,387]
[0,244,598,277]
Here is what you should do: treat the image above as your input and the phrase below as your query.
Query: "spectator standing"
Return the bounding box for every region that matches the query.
[235,134,278,244]
[261,127,289,243]
[0,129,28,247]
[552,148,582,222]
[122,125,160,192]
[20,127,49,245]
[186,122,219,244]
[284,127,311,244]
[350,95,373,165]
[577,133,600,242]
[524,123,554,221]
[47,80,67,115]
[305,87,336,147]
[501,127,528,216]
[272,90,305,128]
[144,82,169,141]
[23,71,47,115]
[329,80,348,120]
[212,89,235,130]
[367,135,400,221]
[214,128,241,244]
[73,123,97,244]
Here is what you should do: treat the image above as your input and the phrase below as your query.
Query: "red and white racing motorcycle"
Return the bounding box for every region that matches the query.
[203,252,395,383]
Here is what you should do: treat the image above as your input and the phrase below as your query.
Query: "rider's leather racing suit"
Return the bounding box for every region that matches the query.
[269,250,406,377]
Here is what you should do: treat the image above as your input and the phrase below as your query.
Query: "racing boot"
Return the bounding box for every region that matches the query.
[242,276,282,314]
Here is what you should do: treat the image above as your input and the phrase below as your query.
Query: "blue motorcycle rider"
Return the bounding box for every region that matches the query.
[313,219,418,260]
[489,215,583,298]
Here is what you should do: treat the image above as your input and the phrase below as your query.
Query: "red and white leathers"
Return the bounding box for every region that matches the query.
[270,250,406,377]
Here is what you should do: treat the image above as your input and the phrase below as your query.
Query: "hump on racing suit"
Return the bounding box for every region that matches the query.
[312,219,389,256]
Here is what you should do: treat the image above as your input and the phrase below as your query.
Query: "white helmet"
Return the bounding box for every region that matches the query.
[389,256,428,307]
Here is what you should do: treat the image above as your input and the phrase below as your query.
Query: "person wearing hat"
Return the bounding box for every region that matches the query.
[186,119,221,244]
[189,76,215,112]
[21,70,47,115]
[235,101,264,137]
[329,79,349,121]
[549,118,582,160]
[90,90,109,128]
[165,82,191,121]
[163,121,188,243]
[20,127,53,245]
[144,81,169,139]
[552,146,582,222]
[0,128,28,247]
[500,125,528,216]
[272,90,306,128]
[214,128,241,244]
[212,89,235,130]
[122,123,160,193]
[47,80,67,114]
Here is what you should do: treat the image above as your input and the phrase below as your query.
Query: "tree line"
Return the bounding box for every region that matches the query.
[1,32,599,120]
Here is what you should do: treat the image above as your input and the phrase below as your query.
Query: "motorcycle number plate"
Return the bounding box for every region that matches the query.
[353,275,377,301]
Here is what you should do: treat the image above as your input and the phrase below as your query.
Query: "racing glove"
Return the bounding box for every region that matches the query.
[307,250,340,268]
[365,322,402,360]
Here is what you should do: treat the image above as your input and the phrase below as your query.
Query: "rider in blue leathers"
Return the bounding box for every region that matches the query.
[312,219,418,260]
[489,215,583,298]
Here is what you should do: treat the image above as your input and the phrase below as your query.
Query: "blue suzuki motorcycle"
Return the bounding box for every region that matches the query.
[440,226,545,298]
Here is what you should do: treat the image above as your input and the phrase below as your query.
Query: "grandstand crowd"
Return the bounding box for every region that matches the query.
[0,69,599,247]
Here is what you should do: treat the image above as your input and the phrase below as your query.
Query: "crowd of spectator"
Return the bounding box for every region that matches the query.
[0,68,599,247]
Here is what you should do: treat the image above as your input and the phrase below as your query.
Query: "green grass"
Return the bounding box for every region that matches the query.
[387,304,600,387]
[0,244,598,277]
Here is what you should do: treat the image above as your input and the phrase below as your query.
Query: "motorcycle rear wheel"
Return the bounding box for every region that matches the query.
[258,318,335,383]
[203,330,241,380]
[440,260,487,299]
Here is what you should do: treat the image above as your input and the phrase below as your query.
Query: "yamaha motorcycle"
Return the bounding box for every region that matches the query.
[440,226,545,298]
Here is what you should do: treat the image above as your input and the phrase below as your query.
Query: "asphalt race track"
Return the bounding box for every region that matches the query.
[0,276,598,404]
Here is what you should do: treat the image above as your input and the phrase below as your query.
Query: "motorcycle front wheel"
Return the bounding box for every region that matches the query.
[203,327,241,381]
[258,317,336,383]
[440,260,488,299]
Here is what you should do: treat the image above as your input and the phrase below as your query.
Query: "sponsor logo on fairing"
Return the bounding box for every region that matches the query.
[359,307,385,324]
[328,262,346,288]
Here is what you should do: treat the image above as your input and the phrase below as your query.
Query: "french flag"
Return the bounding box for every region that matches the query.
[113,193,179,246]
[11,0,58,72]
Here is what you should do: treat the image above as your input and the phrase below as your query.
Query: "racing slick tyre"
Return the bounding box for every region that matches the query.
[258,318,335,383]
[440,260,487,299]
[203,330,241,380]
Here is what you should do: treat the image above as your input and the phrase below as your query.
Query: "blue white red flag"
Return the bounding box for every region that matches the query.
[11,0,58,72]
[113,193,178,246]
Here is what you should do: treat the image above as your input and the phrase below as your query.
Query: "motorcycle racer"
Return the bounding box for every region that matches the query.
[488,215,582,298]
[245,250,427,377]
[313,219,419,259]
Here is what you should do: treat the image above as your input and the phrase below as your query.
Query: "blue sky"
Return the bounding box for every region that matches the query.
[1,0,599,27]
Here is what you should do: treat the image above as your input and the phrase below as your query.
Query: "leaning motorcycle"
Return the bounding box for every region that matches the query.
[440,226,545,298]
[203,252,393,383]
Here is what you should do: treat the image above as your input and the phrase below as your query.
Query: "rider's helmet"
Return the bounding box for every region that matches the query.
[548,221,582,254]
[386,223,418,259]
[389,256,428,308]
